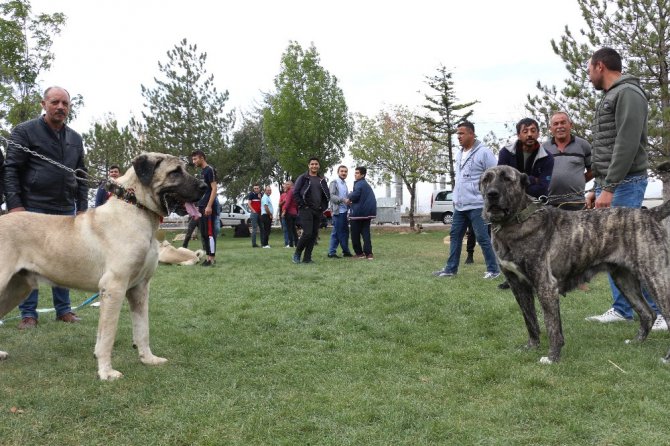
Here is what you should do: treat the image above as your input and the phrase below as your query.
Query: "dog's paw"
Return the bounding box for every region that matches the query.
[539,356,554,365]
[98,369,124,381]
[140,355,167,366]
[0,350,8,360]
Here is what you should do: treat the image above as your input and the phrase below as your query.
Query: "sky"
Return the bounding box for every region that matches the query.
[32,0,663,211]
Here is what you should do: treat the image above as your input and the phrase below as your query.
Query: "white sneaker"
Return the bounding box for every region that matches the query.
[483,272,501,279]
[652,315,668,331]
[285,245,291,248]
[585,308,631,323]
[262,245,271,249]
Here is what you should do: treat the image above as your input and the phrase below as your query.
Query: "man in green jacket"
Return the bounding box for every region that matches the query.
[584,47,666,331]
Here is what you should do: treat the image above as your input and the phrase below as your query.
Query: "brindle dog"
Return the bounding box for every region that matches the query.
[480,165,670,364]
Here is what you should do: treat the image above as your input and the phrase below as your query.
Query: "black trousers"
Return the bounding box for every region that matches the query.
[295,208,321,261]
[182,217,199,248]
[350,219,372,256]
[260,214,272,246]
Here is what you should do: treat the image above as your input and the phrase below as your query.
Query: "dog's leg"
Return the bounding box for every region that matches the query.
[535,277,564,364]
[0,273,36,361]
[610,268,654,342]
[508,276,541,350]
[127,280,167,367]
[95,282,127,380]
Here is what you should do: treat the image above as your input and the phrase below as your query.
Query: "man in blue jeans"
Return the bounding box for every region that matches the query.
[432,121,500,279]
[327,165,353,258]
[584,47,667,331]
[5,86,88,329]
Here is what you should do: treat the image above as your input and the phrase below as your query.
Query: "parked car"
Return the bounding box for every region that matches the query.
[430,189,454,224]
[220,203,251,227]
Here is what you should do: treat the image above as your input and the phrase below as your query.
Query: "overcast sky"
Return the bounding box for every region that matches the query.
[32,0,586,141]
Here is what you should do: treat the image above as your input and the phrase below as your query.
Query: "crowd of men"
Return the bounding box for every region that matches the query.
[1,46,666,333]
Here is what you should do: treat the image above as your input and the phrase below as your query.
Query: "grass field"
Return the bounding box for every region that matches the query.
[1,227,669,445]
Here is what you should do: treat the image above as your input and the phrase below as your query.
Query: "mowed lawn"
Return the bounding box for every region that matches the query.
[1,226,669,445]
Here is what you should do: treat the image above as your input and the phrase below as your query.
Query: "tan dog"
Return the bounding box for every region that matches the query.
[158,241,205,266]
[0,153,205,380]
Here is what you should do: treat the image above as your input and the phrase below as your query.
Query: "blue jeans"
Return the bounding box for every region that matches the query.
[597,175,659,319]
[443,208,499,274]
[281,216,290,246]
[328,212,351,255]
[250,212,260,246]
[19,207,74,319]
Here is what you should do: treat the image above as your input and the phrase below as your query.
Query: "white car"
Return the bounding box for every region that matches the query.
[430,189,454,224]
[219,204,251,227]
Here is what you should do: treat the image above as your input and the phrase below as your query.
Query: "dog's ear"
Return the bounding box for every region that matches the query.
[519,173,530,188]
[133,154,161,186]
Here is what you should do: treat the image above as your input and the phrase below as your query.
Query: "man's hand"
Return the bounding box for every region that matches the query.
[204,205,212,216]
[595,190,614,208]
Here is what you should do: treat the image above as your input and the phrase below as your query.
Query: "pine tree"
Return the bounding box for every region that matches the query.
[416,65,477,187]
[132,38,233,161]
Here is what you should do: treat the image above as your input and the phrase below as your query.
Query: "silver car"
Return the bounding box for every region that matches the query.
[430,189,454,224]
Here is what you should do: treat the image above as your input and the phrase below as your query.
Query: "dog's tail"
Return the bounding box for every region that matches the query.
[194,249,206,261]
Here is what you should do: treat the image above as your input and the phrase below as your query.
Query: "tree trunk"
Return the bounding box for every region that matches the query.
[407,182,417,230]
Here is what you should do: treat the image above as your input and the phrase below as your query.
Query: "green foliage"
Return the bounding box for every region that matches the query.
[526,0,670,171]
[82,116,141,179]
[263,41,353,178]
[217,110,280,201]
[417,65,477,187]
[351,105,443,228]
[132,38,233,162]
[0,0,66,130]
[1,229,670,444]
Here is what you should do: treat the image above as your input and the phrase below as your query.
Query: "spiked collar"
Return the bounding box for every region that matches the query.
[105,180,162,219]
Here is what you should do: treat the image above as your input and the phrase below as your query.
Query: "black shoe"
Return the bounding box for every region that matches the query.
[292,253,301,264]
[202,260,212,267]
[498,280,510,290]
[342,252,353,258]
[465,254,474,264]
[327,254,341,258]
[252,244,259,248]
[302,259,314,264]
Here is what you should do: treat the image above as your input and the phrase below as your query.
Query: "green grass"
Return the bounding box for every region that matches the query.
[1,227,669,445]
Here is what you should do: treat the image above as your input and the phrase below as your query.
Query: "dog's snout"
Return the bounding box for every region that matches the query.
[486,189,500,200]
[197,180,207,193]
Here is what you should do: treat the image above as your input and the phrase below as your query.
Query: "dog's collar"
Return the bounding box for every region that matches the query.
[105,181,163,220]
[491,202,544,233]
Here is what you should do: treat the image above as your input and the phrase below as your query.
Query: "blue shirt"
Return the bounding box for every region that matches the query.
[335,178,348,214]
[261,194,273,215]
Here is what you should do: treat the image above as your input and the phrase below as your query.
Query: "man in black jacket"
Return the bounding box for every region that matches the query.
[292,157,330,264]
[4,86,88,329]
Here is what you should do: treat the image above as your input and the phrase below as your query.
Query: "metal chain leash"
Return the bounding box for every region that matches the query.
[1,135,103,186]
[534,175,646,206]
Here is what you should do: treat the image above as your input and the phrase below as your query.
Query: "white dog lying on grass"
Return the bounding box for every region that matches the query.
[158,241,205,266]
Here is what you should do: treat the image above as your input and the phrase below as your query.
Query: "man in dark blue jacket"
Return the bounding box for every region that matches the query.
[5,86,88,329]
[348,166,377,260]
[292,157,330,264]
[496,117,553,290]
[497,117,554,198]
[95,165,121,207]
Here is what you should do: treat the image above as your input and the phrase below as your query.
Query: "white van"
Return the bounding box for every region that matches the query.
[430,189,454,224]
